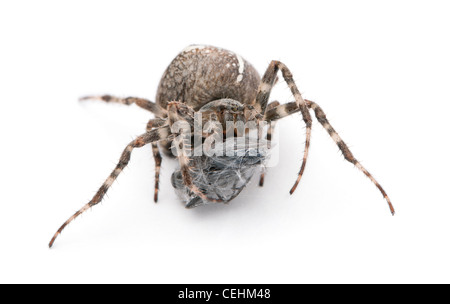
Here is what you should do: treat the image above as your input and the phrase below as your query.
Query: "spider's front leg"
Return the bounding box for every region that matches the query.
[48,125,173,248]
[264,100,395,215]
[167,102,222,204]
[254,60,313,193]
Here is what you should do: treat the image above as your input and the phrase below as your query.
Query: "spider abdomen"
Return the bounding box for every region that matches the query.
[156,45,261,111]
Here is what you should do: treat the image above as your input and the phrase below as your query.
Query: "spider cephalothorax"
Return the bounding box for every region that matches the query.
[49,45,394,248]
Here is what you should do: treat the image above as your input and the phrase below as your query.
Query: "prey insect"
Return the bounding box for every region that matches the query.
[49,45,394,248]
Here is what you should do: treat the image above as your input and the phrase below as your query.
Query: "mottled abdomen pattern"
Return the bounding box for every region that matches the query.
[156,45,261,111]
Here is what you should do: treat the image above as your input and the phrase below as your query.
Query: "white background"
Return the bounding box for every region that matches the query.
[1,0,449,284]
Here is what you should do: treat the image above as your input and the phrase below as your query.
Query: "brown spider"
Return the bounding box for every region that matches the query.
[49,45,395,248]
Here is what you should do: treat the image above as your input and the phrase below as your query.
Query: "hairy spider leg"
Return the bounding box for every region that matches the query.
[259,100,280,186]
[146,118,166,202]
[80,95,168,202]
[255,61,312,194]
[79,95,166,117]
[49,126,173,248]
[264,100,395,215]
[167,102,223,204]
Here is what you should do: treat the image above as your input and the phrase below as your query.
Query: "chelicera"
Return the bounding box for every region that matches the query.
[49,45,394,248]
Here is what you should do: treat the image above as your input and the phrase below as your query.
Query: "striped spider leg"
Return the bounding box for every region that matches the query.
[80,95,167,202]
[263,99,395,215]
[259,100,280,187]
[254,60,313,193]
[49,125,174,248]
[167,102,223,204]
[146,118,166,202]
[79,95,167,117]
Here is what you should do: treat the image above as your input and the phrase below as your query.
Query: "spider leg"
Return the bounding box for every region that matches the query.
[259,100,280,186]
[146,118,165,202]
[80,94,167,201]
[307,99,395,215]
[168,103,222,204]
[173,135,222,204]
[80,94,166,117]
[49,126,173,248]
[255,61,312,193]
[264,100,395,215]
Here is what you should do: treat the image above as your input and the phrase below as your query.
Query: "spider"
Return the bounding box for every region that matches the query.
[48,45,395,248]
